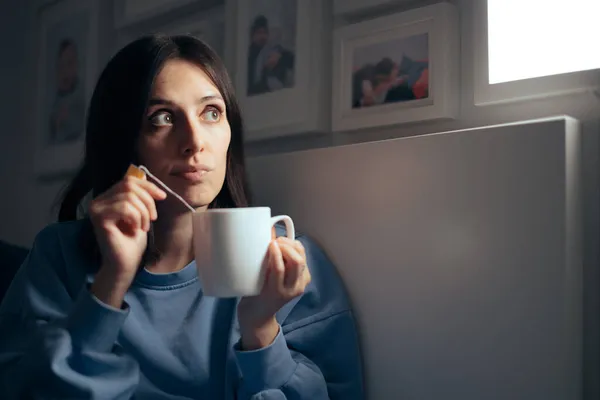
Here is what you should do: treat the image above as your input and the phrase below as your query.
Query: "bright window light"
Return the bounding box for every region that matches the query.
[487,0,600,84]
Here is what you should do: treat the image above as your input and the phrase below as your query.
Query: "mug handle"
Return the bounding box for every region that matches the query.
[270,215,295,240]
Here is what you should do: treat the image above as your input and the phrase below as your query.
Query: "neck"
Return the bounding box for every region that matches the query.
[146,205,205,274]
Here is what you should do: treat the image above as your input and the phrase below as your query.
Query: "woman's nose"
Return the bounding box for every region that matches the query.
[180,117,206,156]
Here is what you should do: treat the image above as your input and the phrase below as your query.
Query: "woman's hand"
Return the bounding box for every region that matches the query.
[89,175,166,308]
[237,235,311,350]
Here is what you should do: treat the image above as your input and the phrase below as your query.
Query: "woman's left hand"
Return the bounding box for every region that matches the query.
[237,234,311,350]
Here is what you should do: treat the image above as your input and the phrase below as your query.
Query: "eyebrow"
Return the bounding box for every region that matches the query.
[148,95,224,107]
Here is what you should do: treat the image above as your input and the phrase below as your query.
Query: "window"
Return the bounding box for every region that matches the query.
[474,0,600,104]
[487,0,600,84]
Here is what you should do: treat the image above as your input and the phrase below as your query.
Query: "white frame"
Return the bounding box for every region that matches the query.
[229,0,328,141]
[332,2,459,132]
[34,0,100,177]
[333,0,412,16]
[115,6,226,59]
[113,0,197,28]
[474,0,600,105]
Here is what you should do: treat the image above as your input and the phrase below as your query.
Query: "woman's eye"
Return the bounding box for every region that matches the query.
[150,111,173,126]
[201,107,222,123]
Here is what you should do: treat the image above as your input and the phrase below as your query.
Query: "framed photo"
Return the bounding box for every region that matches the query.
[113,0,198,28]
[333,0,413,16]
[229,0,328,141]
[34,0,99,177]
[116,6,226,61]
[332,3,459,132]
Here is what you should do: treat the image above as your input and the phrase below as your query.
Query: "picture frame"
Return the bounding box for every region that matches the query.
[34,0,100,177]
[113,0,198,29]
[333,0,413,17]
[332,2,459,132]
[115,6,226,61]
[228,0,328,142]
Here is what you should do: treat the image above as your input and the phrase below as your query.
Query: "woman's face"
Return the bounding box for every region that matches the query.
[137,58,231,212]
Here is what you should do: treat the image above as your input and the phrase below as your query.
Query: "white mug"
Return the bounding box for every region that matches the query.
[192,207,295,298]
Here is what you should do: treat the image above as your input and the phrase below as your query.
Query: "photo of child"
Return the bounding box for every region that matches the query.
[351,33,429,109]
[246,0,297,96]
[35,0,97,177]
[44,13,88,146]
[48,38,86,145]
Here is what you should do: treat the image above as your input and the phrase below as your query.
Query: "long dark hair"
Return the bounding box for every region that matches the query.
[58,34,251,262]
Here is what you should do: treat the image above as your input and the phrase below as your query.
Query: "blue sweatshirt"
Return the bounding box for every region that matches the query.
[0,220,364,399]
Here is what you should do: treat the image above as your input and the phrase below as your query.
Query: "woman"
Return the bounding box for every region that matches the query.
[0,35,363,399]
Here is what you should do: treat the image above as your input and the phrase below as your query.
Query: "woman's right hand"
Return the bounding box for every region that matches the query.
[89,176,166,307]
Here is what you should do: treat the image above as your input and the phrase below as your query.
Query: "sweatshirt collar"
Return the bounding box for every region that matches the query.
[133,261,198,289]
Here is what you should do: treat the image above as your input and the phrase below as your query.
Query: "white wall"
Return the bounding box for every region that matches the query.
[0,0,598,397]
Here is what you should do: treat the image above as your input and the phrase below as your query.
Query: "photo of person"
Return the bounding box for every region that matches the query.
[246,0,297,96]
[45,14,88,146]
[351,33,429,109]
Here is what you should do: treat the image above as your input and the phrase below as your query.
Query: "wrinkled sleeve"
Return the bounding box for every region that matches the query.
[233,236,365,400]
[0,226,139,399]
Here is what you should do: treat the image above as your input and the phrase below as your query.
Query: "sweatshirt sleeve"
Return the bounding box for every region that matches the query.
[233,236,365,400]
[0,225,139,399]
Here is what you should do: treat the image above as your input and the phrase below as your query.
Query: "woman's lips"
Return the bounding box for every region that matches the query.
[172,170,208,183]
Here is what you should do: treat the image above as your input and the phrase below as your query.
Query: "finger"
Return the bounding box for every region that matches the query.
[101,199,143,234]
[260,247,273,289]
[122,179,159,222]
[114,192,151,232]
[276,237,305,257]
[276,239,305,266]
[277,241,305,288]
[267,241,285,292]
[271,226,277,240]
[294,240,306,259]
[94,176,166,204]
[123,176,167,201]
[95,189,150,232]
[97,192,150,232]
[279,239,310,290]
[92,190,153,232]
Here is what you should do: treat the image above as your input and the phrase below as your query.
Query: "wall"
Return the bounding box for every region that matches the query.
[0,0,598,397]
[247,117,583,399]
[0,0,59,245]
[0,0,115,246]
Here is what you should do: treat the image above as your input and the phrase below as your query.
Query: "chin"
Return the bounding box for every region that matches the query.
[180,188,217,209]
[190,197,215,209]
